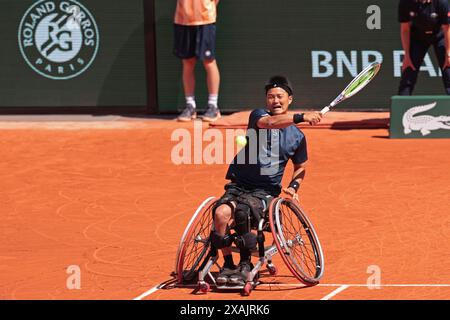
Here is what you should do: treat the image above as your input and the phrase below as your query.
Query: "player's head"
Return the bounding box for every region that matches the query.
[265,75,293,115]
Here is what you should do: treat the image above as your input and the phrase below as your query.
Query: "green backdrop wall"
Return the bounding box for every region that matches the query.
[1,1,448,112]
[155,0,448,112]
[0,0,147,108]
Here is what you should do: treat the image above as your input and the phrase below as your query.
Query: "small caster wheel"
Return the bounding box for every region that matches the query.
[199,282,210,293]
[243,283,252,296]
[267,265,278,276]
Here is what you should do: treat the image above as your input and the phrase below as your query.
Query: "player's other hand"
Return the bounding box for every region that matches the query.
[402,55,416,72]
[304,112,322,126]
[282,187,299,201]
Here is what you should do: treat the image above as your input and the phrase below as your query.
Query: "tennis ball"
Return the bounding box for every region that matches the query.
[235,135,247,147]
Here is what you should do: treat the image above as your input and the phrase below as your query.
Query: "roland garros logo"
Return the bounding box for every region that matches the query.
[18,0,99,80]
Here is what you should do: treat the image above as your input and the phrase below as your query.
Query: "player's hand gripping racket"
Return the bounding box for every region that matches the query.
[320,62,381,115]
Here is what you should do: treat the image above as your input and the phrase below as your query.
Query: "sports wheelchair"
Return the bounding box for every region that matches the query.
[174,196,324,296]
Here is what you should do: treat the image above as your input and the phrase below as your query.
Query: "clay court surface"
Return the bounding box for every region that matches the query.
[0,113,449,300]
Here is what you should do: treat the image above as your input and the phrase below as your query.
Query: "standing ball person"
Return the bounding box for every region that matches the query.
[398,0,450,95]
[174,0,221,122]
[211,76,322,286]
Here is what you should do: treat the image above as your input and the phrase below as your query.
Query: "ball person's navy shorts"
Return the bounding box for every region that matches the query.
[173,23,216,60]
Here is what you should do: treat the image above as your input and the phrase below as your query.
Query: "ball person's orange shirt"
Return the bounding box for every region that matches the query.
[174,0,217,26]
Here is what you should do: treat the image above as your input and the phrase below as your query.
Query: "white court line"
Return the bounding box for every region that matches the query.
[133,283,450,300]
[159,283,450,288]
[320,284,450,287]
[320,285,350,300]
[133,285,161,301]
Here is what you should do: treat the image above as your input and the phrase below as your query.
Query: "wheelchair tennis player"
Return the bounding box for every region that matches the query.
[212,76,322,286]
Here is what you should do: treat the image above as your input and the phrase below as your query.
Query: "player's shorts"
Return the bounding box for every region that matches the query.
[173,23,216,60]
[214,183,273,227]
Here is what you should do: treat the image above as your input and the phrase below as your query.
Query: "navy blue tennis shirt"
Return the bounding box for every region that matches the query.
[226,108,308,196]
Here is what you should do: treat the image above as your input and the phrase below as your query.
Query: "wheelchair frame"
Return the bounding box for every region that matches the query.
[174,196,324,296]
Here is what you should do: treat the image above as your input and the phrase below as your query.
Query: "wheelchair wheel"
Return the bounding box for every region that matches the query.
[175,197,216,284]
[269,197,324,285]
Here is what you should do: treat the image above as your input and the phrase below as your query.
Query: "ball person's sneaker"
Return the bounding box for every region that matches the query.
[177,104,197,122]
[202,104,221,122]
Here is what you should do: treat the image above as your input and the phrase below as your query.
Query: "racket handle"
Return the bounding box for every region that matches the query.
[320,106,330,115]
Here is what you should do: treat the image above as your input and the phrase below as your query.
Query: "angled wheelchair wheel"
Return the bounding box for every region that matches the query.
[175,197,216,284]
[269,197,324,286]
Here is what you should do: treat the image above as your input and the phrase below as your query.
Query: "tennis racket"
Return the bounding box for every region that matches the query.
[320,62,381,115]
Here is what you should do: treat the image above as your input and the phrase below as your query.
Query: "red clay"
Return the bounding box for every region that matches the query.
[0,119,449,300]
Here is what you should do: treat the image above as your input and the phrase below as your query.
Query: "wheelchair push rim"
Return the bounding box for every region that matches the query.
[269,197,324,285]
[175,197,216,284]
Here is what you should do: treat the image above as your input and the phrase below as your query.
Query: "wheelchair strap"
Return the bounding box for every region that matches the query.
[236,192,271,228]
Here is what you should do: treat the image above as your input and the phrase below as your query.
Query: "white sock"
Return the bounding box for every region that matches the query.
[208,94,218,108]
[186,96,196,109]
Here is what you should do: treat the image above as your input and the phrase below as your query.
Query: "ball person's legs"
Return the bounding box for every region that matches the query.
[203,59,220,96]
[182,57,197,97]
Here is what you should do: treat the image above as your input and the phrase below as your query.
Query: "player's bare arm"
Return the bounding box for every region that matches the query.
[257,112,322,129]
[283,162,306,201]
[257,86,322,129]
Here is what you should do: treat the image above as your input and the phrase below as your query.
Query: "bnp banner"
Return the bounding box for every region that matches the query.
[0,0,147,107]
[155,0,450,112]
[390,96,450,138]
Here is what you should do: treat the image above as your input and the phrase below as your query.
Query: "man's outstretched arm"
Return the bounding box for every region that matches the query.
[257,112,322,129]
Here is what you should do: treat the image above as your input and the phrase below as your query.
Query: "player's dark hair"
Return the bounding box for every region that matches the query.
[265,75,293,96]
